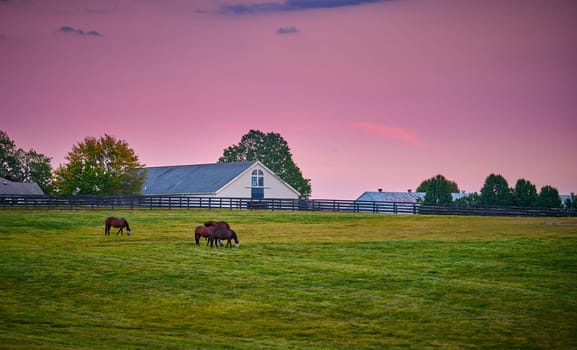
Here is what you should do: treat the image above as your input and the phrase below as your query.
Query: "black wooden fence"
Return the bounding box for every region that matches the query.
[1,194,575,217]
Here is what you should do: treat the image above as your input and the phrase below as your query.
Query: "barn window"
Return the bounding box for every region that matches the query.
[251,169,264,199]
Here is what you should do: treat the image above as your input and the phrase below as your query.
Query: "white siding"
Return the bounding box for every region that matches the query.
[216,163,299,199]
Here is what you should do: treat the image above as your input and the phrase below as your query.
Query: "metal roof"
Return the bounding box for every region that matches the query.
[0,178,44,195]
[357,191,426,203]
[142,161,257,195]
[357,191,468,202]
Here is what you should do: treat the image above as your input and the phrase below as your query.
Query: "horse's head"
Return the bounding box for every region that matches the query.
[123,219,131,236]
[232,230,239,248]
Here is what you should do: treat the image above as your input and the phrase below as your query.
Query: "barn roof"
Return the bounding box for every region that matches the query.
[357,191,467,202]
[0,177,44,195]
[357,191,426,203]
[142,161,258,195]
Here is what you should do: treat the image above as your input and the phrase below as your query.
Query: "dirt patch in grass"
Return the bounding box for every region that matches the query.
[546,220,577,225]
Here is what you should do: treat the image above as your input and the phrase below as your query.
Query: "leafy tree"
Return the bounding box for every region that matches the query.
[417,176,459,193]
[536,185,561,208]
[53,134,145,195]
[0,130,53,193]
[0,130,18,177]
[418,174,456,205]
[512,178,538,207]
[479,173,512,206]
[218,130,311,198]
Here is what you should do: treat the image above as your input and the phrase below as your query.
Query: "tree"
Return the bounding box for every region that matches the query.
[16,148,54,193]
[218,130,311,198]
[418,174,456,205]
[512,178,538,207]
[53,134,145,195]
[0,130,18,177]
[537,185,562,208]
[0,130,53,193]
[479,174,512,206]
[417,176,459,194]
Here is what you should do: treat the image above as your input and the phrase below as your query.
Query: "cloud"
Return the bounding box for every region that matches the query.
[352,121,421,145]
[277,26,299,34]
[84,6,120,14]
[58,26,103,37]
[221,0,386,14]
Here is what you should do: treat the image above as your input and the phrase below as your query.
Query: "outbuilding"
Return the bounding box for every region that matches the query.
[356,190,467,203]
[0,177,44,195]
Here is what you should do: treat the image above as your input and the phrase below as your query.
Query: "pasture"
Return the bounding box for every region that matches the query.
[1,209,576,349]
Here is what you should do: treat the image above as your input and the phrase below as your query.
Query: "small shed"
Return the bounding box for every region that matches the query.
[0,177,44,195]
[142,161,300,199]
[357,191,466,203]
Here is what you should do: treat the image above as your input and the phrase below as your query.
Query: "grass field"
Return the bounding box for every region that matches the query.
[1,209,576,349]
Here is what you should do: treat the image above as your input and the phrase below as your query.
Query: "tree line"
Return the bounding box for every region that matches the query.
[416,174,573,209]
[1,129,572,207]
[1,130,311,198]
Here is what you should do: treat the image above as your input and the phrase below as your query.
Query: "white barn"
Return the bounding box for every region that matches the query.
[142,161,300,199]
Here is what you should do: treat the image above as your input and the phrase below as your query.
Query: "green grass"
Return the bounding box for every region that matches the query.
[1,209,576,349]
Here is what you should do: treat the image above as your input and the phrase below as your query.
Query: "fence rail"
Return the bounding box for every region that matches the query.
[0,195,575,217]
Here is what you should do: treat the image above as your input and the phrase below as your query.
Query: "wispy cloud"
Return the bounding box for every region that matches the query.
[277,26,299,35]
[58,26,103,37]
[84,6,120,14]
[222,0,386,14]
[352,121,421,145]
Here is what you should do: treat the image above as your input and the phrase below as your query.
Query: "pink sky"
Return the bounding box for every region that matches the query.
[1,0,576,199]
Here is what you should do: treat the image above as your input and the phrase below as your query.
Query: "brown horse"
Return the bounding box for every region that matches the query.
[209,228,239,248]
[194,225,214,245]
[204,221,230,229]
[104,217,131,236]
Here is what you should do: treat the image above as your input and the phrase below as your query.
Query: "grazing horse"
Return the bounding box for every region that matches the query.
[204,221,230,229]
[194,225,214,245]
[104,217,131,236]
[209,228,239,248]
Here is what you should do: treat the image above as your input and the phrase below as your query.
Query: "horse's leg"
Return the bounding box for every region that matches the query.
[225,239,232,248]
[195,233,200,245]
[117,227,123,236]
